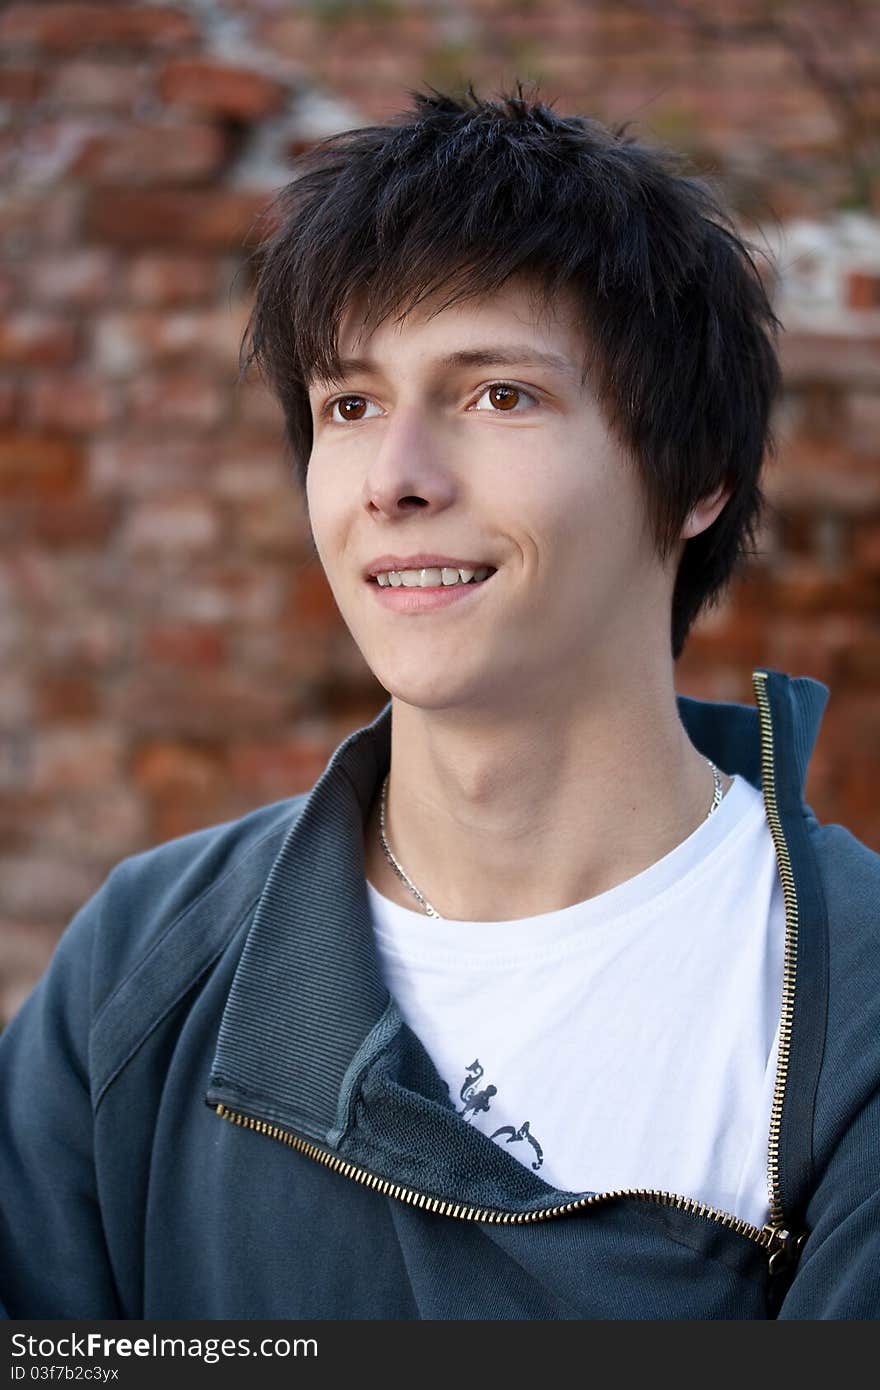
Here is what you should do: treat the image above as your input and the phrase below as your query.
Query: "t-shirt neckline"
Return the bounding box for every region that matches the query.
[365,774,766,962]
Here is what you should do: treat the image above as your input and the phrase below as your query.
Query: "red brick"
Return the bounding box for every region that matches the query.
[228,738,331,800]
[0,379,19,427]
[229,496,307,559]
[0,434,82,497]
[30,724,124,792]
[3,120,96,184]
[780,332,880,387]
[771,558,880,613]
[31,495,119,547]
[286,566,341,628]
[27,250,116,306]
[0,66,43,104]
[93,306,250,375]
[847,390,880,455]
[258,15,315,59]
[284,136,326,160]
[0,131,17,179]
[89,437,216,495]
[85,189,271,249]
[0,672,31,733]
[125,372,227,429]
[837,636,880,685]
[158,60,286,121]
[39,189,84,246]
[853,521,880,575]
[0,314,78,367]
[835,714,880,834]
[764,613,867,685]
[765,447,880,515]
[846,271,880,311]
[0,190,80,252]
[682,601,767,668]
[120,495,222,555]
[0,732,30,795]
[777,513,814,555]
[111,670,289,736]
[34,676,100,721]
[792,382,848,439]
[131,740,228,842]
[0,545,63,610]
[0,5,198,51]
[161,566,284,624]
[0,853,107,922]
[143,624,226,667]
[132,740,224,795]
[126,253,216,306]
[212,444,288,499]
[72,124,229,185]
[51,59,147,110]
[36,785,148,862]
[233,379,284,430]
[0,269,18,314]
[25,373,117,432]
[227,627,309,693]
[40,611,127,671]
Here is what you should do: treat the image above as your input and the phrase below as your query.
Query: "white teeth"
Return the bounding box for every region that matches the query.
[375,566,493,587]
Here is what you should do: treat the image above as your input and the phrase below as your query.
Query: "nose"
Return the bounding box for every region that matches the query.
[362,402,457,517]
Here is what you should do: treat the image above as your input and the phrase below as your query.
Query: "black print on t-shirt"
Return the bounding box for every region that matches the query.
[458,1057,497,1118]
[455,1058,544,1172]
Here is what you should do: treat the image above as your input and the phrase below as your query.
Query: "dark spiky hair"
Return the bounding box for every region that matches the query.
[240,82,783,660]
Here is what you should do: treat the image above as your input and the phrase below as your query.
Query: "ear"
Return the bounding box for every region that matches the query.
[680,482,731,542]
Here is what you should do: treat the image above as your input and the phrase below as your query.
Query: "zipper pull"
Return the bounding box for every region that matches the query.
[764,1224,808,1276]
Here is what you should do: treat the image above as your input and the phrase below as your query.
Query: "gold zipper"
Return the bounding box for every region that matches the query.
[214,667,806,1278]
[214,1101,800,1269]
[751,668,798,1232]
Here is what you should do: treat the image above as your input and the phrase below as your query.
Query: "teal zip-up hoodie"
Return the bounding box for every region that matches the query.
[1,668,878,1319]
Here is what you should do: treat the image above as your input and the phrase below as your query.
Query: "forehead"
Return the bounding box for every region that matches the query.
[311,275,589,385]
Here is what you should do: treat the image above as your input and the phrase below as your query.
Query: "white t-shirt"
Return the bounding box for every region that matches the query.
[366,773,785,1229]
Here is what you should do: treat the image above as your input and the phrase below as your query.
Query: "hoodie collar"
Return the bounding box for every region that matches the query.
[207,667,830,1142]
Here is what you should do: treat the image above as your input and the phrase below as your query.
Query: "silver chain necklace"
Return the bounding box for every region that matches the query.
[378,758,724,920]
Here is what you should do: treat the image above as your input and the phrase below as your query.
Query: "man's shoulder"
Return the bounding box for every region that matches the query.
[107,790,308,908]
[798,810,880,1187]
[806,810,880,921]
[0,790,316,1116]
[806,811,879,969]
[85,791,311,1018]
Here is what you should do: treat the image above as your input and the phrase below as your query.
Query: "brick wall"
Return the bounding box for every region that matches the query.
[1,0,878,1020]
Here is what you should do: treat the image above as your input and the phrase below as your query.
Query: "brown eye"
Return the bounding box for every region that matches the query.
[473,382,537,413]
[489,384,519,410]
[336,395,368,421]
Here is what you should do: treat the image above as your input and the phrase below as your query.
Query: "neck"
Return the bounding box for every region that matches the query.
[364,677,733,923]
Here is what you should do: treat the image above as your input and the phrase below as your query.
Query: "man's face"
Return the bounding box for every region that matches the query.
[305,276,676,713]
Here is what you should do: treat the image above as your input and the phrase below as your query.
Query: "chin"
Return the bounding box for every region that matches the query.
[376,675,465,710]
[364,656,478,710]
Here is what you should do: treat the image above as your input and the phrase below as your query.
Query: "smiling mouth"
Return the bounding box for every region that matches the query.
[369,566,497,588]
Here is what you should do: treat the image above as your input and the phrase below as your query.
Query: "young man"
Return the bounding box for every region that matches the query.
[2,87,878,1321]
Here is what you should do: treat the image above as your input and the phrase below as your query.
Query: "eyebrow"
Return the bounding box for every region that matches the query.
[310,345,580,388]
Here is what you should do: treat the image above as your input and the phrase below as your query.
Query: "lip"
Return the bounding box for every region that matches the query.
[363,554,496,580]
[368,569,496,613]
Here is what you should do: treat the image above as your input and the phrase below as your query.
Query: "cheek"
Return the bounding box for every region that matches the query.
[304,461,342,561]
[523,458,642,591]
